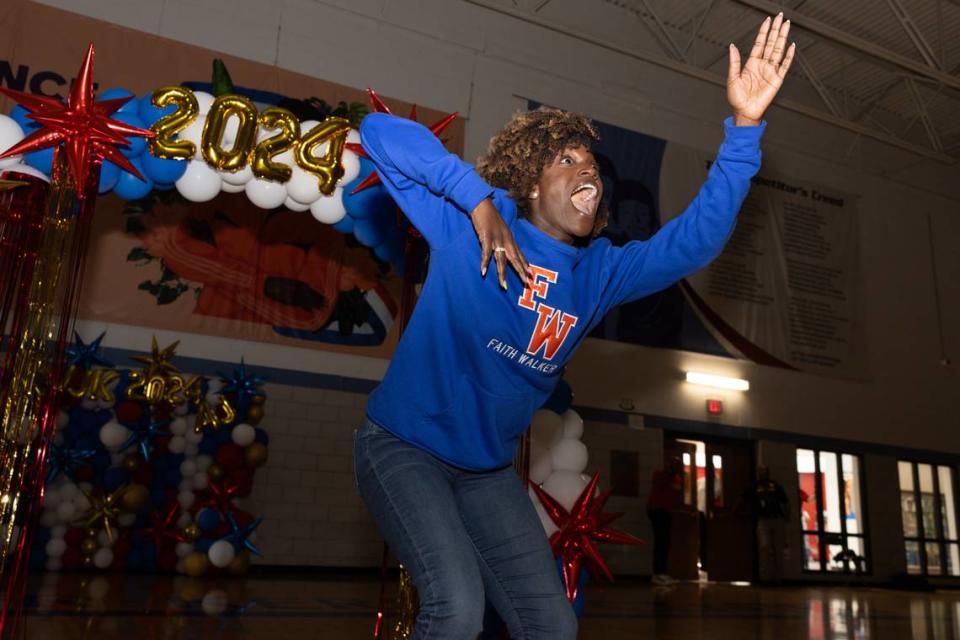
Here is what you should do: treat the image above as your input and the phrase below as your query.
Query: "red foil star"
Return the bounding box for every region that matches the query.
[0,43,154,197]
[141,502,187,548]
[531,472,645,602]
[346,87,457,195]
[193,476,243,517]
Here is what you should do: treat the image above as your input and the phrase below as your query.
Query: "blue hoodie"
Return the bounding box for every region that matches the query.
[361,112,765,471]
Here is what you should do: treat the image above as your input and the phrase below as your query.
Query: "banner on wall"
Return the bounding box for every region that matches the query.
[0,0,465,361]
[538,101,866,380]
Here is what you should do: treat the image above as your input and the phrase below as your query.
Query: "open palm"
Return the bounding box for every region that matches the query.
[728,14,796,125]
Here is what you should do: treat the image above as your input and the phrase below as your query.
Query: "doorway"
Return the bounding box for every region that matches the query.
[664,435,755,582]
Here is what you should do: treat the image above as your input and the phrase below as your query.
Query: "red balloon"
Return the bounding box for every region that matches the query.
[64,527,85,546]
[229,468,254,498]
[233,510,254,529]
[215,443,244,471]
[157,548,178,572]
[62,548,83,569]
[115,400,142,425]
[74,466,95,482]
[133,466,154,485]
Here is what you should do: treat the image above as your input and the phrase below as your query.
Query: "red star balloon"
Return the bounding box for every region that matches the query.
[345,87,457,195]
[140,502,187,548]
[0,43,154,197]
[192,476,243,517]
[531,472,645,602]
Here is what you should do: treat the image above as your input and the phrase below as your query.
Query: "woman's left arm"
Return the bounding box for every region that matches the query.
[599,13,795,308]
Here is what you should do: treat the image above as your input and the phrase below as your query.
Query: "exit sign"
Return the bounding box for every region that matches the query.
[706,399,723,415]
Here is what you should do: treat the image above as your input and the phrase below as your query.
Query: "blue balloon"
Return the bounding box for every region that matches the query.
[373,232,405,265]
[104,467,130,492]
[253,428,269,445]
[114,165,154,200]
[110,112,148,158]
[149,486,167,505]
[99,161,121,194]
[153,181,175,191]
[195,537,214,553]
[138,94,176,127]
[196,508,221,531]
[98,88,139,114]
[332,214,355,235]
[24,146,53,176]
[353,216,390,249]
[215,428,232,445]
[342,184,394,221]
[198,436,218,455]
[93,450,112,471]
[141,152,187,184]
[164,468,181,488]
[10,105,38,132]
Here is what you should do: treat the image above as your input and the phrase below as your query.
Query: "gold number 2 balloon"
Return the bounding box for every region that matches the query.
[295,116,351,195]
[251,107,300,183]
[149,86,200,160]
[202,94,259,172]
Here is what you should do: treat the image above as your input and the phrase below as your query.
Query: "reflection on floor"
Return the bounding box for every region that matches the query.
[19,570,960,639]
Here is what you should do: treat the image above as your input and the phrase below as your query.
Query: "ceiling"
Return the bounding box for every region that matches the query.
[471,0,960,164]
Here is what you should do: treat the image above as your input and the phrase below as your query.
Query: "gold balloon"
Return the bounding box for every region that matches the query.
[143,375,168,404]
[122,454,143,473]
[121,484,149,512]
[252,107,299,183]
[244,442,268,468]
[179,578,206,602]
[250,395,265,406]
[295,116,351,195]
[183,552,209,577]
[207,463,225,481]
[81,538,98,556]
[64,367,119,403]
[183,524,201,542]
[149,86,200,160]
[245,404,263,426]
[202,94,258,172]
[227,550,251,576]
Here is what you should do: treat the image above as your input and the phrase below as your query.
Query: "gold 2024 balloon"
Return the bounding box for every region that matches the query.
[148,87,350,194]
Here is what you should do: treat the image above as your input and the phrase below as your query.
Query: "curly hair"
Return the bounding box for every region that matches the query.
[476,107,608,239]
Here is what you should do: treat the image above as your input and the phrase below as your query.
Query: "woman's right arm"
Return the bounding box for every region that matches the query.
[361,113,529,286]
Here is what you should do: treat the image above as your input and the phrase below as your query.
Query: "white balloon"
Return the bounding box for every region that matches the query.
[97,530,114,547]
[221,181,246,193]
[245,176,287,209]
[177,512,192,528]
[180,459,198,478]
[201,589,229,616]
[185,442,199,457]
[346,128,361,145]
[185,425,204,444]
[195,455,212,472]
[80,398,97,410]
[45,538,67,558]
[93,548,114,569]
[178,489,196,509]
[60,482,80,499]
[207,379,223,394]
[192,471,208,490]
[50,524,67,539]
[339,149,361,185]
[175,542,194,558]
[44,487,62,508]
[286,165,324,205]
[220,115,240,148]
[283,196,310,212]
[309,188,346,224]
[561,410,584,440]
[0,115,24,168]
[45,557,62,571]
[40,509,58,527]
[179,113,207,159]
[56,411,70,429]
[117,513,137,527]
[207,540,235,568]
[194,91,216,115]
[174,403,190,416]
[55,501,76,523]
[231,423,256,447]
[219,164,253,186]
[551,439,589,473]
[168,435,186,454]
[542,470,588,511]
[176,160,222,202]
[73,491,91,513]
[529,454,554,485]
[170,417,187,436]
[530,411,563,449]
[1,163,49,181]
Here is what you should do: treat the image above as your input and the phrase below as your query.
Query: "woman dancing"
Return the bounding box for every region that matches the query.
[354,13,794,640]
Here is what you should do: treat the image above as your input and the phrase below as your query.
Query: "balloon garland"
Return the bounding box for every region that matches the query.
[30,333,269,576]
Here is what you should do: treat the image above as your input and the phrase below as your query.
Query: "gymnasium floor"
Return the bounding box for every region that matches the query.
[18,570,960,639]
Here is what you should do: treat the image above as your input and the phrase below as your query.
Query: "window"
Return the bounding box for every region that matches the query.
[899,461,959,577]
[796,449,869,573]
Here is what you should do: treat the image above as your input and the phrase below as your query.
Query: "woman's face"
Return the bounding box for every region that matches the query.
[527,145,602,244]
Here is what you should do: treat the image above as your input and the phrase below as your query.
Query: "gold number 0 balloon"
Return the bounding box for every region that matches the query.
[251,107,300,183]
[149,86,200,160]
[202,95,259,172]
[295,116,351,195]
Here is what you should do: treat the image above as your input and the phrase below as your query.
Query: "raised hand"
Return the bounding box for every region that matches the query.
[727,13,796,126]
[470,198,530,290]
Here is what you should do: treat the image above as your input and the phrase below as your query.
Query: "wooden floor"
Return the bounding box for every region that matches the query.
[17,570,960,639]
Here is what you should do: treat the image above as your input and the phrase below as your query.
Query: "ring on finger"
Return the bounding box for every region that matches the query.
[493,247,506,253]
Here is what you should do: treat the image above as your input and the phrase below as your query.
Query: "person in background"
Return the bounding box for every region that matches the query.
[740,465,791,583]
[647,457,683,585]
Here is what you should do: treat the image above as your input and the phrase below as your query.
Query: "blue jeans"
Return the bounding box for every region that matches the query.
[354,420,577,640]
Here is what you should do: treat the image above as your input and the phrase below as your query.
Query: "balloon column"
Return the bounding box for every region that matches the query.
[29,333,269,576]
[527,383,644,612]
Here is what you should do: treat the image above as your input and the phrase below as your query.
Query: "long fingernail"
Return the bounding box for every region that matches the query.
[482,267,487,277]
[501,280,507,290]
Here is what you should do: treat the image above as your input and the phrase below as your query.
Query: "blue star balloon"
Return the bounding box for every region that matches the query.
[46,443,97,483]
[218,358,266,401]
[219,512,263,557]
[65,331,113,370]
[120,417,170,461]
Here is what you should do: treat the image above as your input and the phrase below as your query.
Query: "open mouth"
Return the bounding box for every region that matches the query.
[570,182,598,216]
